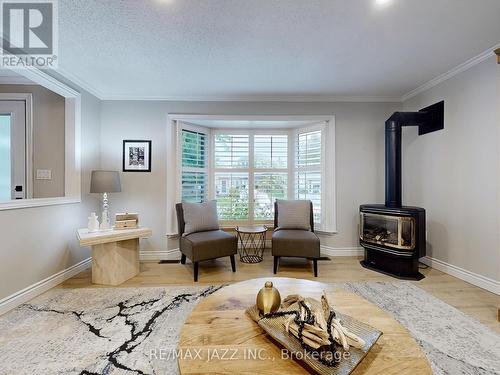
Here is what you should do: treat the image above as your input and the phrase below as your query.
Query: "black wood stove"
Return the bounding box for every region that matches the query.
[360,101,444,280]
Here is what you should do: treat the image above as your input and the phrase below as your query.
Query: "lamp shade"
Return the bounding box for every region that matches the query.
[90,170,121,193]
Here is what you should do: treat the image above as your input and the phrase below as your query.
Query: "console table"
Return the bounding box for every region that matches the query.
[77,227,152,286]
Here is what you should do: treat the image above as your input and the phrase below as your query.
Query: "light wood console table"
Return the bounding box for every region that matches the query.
[77,227,152,286]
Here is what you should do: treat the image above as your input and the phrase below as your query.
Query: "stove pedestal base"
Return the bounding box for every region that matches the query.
[360,248,424,281]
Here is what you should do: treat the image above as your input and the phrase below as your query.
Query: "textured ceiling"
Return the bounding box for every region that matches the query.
[57,0,500,99]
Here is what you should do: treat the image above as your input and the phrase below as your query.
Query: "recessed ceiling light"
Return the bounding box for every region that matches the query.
[375,0,393,6]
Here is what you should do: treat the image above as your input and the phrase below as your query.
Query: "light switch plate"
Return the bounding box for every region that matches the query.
[36,169,52,180]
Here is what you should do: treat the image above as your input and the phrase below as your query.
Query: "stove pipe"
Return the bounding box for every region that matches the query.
[384,101,444,208]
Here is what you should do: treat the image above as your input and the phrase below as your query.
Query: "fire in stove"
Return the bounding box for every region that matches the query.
[360,212,415,250]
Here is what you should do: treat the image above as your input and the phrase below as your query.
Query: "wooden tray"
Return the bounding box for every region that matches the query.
[246,303,382,375]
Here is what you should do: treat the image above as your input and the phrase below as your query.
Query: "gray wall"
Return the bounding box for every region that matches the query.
[0,84,65,198]
[0,90,101,300]
[403,56,500,281]
[2,57,499,303]
[100,101,399,253]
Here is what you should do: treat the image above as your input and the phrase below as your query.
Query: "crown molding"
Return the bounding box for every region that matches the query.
[99,93,402,102]
[402,42,500,102]
[14,66,80,97]
[24,67,404,102]
[52,67,403,102]
[55,67,105,99]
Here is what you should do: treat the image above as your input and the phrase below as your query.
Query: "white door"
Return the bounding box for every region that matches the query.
[0,101,26,200]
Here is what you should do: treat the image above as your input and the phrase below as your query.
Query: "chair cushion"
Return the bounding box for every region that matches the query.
[182,200,219,235]
[276,199,311,230]
[181,230,237,262]
[272,229,320,258]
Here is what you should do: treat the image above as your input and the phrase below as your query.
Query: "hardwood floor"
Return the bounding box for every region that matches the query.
[60,251,500,333]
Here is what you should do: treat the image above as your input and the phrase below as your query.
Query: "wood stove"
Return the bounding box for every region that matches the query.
[360,101,444,280]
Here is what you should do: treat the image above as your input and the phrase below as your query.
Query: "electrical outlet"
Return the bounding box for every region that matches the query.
[36,169,52,180]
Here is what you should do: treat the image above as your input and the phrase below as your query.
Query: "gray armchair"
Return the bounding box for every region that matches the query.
[176,203,237,282]
[272,200,320,277]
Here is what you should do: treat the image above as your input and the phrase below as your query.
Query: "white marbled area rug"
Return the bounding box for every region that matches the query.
[342,282,500,375]
[0,282,499,375]
[0,285,222,375]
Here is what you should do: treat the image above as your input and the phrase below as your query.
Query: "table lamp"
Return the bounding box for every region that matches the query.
[90,170,121,230]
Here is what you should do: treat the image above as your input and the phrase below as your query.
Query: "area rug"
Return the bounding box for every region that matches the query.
[0,282,499,375]
[343,282,500,375]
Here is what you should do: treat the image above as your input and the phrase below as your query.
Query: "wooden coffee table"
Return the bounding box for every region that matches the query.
[178,277,431,374]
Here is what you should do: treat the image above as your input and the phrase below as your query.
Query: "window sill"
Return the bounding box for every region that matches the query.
[0,196,81,211]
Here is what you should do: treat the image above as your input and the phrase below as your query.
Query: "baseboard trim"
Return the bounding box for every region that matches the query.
[421,256,500,296]
[320,246,364,257]
[140,250,181,261]
[141,246,364,261]
[0,257,92,316]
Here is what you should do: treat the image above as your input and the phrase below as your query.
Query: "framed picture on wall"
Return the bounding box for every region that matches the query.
[122,140,152,172]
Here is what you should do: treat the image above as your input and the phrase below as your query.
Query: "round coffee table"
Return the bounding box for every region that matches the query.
[235,225,267,263]
[178,278,431,374]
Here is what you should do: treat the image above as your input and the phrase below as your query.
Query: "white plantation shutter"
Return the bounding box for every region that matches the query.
[181,129,208,203]
[253,133,289,220]
[295,171,321,223]
[254,172,288,220]
[296,130,322,168]
[254,135,288,168]
[294,128,323,227]
[214,134,249,168]
[181,172,207,203]
[214,133,250,221]
[215,172,249,220]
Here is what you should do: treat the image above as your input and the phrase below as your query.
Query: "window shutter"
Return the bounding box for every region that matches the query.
[295,129,323,225]
[215,173,249,220]
[181,172,207,203]
[214,134,249,168]
[254,173,288,220]
[181,129,208,203]
[254,135,288,168]
[182,130,206,168]
[295,171,321,223]
[296,130,321,167]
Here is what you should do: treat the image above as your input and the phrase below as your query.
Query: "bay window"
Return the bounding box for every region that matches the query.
[175,119,335,233]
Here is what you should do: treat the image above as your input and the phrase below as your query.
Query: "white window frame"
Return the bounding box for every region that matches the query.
[166,115,336,236]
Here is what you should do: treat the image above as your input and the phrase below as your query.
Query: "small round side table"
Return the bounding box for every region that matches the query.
[235,225,267,263]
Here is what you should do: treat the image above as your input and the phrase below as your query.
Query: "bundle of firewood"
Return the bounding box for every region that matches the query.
[282,292,365,351]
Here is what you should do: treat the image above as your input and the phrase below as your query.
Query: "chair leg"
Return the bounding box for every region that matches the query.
[273,256,279,274]
[193,262,199,282]
[230,255,236,272]
[313,259,318,277]
[180,254,186,264]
